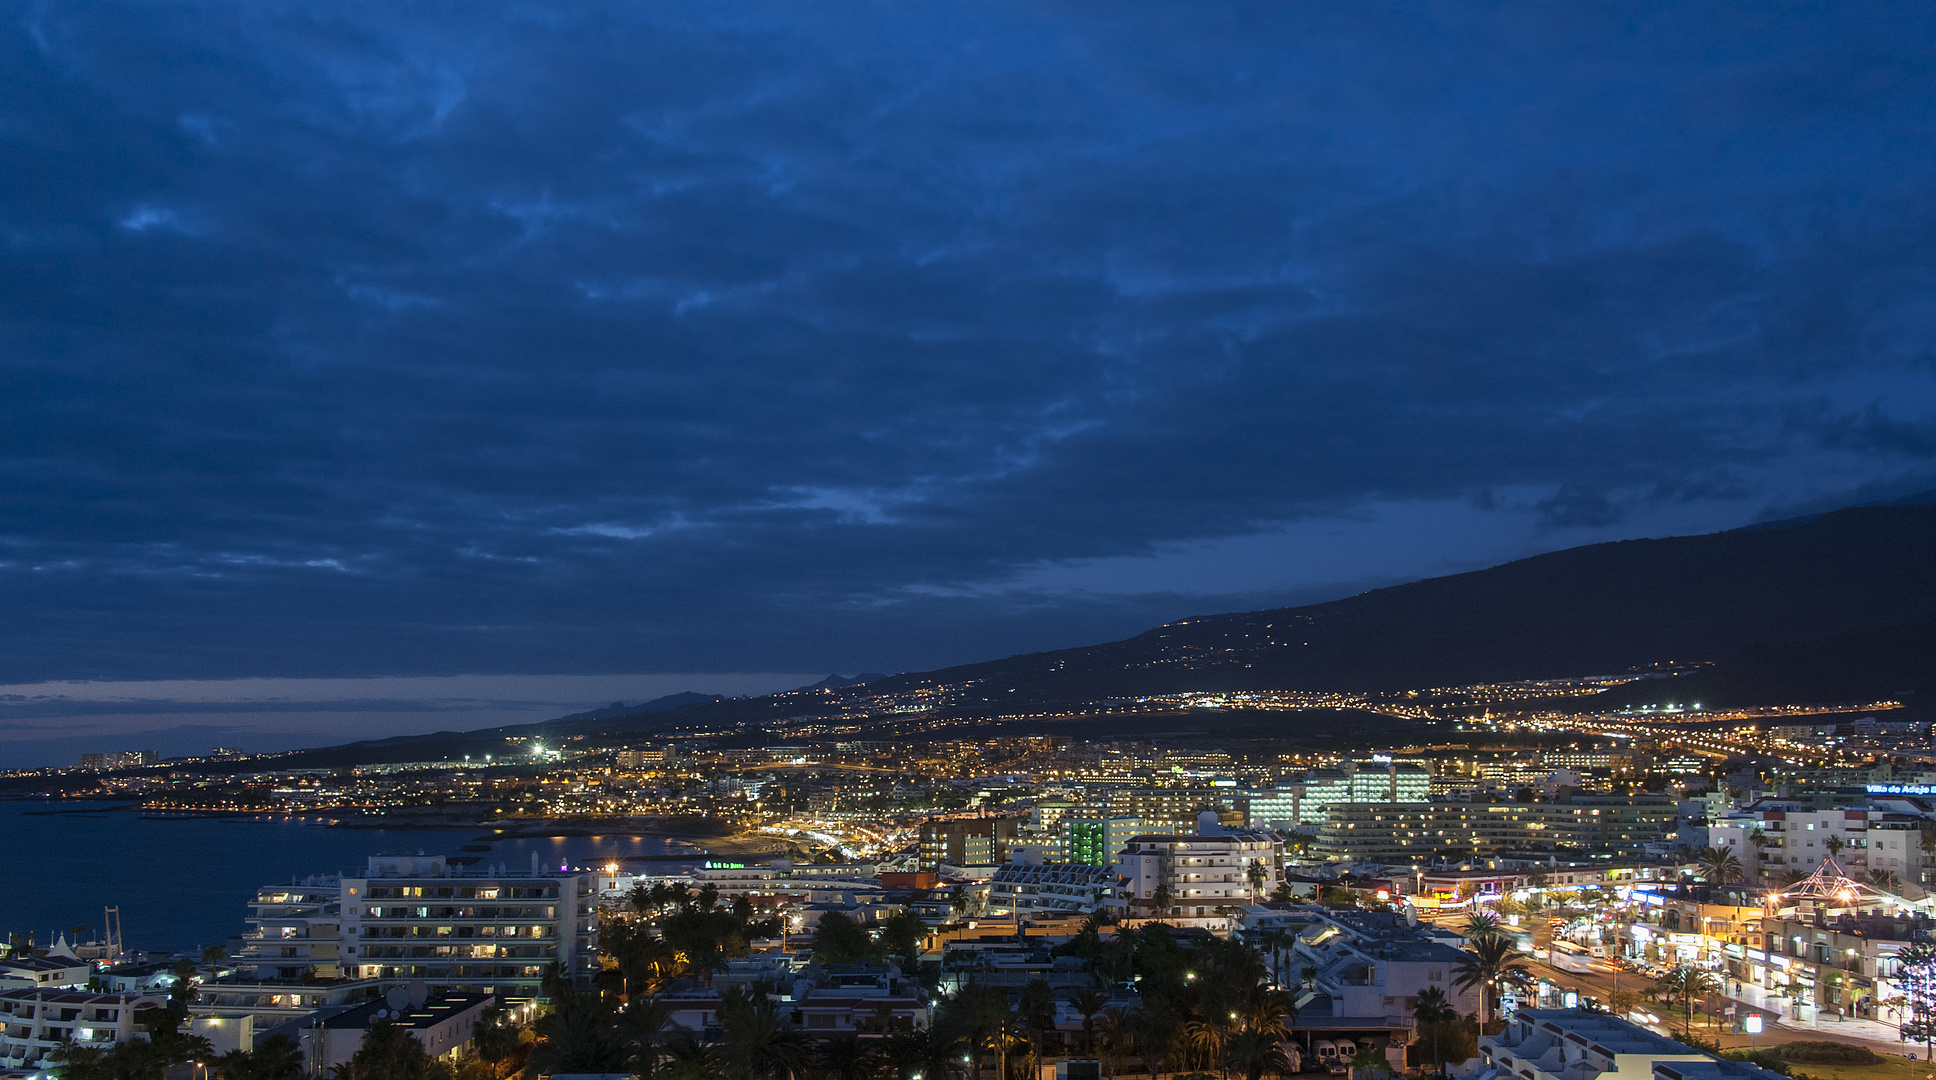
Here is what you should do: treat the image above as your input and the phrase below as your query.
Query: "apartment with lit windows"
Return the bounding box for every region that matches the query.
[233,876,345,981]
[1113,822,1279,915]
[338,854,598,995]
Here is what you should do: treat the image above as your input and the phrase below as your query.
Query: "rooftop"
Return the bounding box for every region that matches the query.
[1507,1010,1701,1057]
[318,993,494,1031]
[0,989,162,1005]
[0,956,89,973]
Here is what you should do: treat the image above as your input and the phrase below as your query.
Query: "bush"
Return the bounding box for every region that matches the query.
[1720,1050,1792,1076]
[1770,1042,1883,1065]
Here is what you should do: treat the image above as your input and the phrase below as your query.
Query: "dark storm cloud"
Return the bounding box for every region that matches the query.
[4,1,1936,680]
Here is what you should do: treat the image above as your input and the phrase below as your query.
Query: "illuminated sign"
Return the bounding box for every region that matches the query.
[1744,1013,1763,1034]
[1868,784,1936,795]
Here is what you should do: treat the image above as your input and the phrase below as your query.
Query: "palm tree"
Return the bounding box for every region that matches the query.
[657,1033,717,1080]
[1182,1016,1231,1077]
[1651,966,1719,1040]
[1225,1031,1289,1080]
[1460,913,1502,942]
[718,992,810,1080]
[1411,986,1457,1077]
[1349,1042,1386,1080]
[818,1033,878,1080]
[615,996,675,1079]
[1257,929,1289,986]
[1067,989,1111,1056]
[1018,979,1058,1080]
[1825,835,1846,859]
[941,983,1015,1080]
[1452,935,1532,1034]
[1096,1007,1137,1079]
[351,1021,440,1080]
[527,999,626,1077]
[1151,884,1174,916]
[882,1028,962,1080]
[1237,988,1296,1038]
[1130,1005,1179,1080]
[1246,861,1270,902]
[470,1005,525,1080]
[1699,847,1742,885]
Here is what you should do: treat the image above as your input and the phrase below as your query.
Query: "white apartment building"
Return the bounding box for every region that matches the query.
[234,876,345,981]
[339,854,597,995]
[1113,823,1279,916]
[0,990,164,1070]
[1709,805,1869,883]
[1708,797,1936,891]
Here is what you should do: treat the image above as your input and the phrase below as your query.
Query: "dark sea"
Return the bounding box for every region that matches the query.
[0,800,701,953]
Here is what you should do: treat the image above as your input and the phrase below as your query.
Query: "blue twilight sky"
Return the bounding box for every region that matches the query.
[4,2,1936,763]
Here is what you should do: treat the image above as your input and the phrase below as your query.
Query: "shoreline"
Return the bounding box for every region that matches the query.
[17,800,806,862]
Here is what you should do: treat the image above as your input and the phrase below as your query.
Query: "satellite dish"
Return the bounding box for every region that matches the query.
[385,987,410,1012]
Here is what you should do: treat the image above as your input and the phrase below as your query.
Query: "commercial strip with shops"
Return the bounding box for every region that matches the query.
[1554,859,1931,1027]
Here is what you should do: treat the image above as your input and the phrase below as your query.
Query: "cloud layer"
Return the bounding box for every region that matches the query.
[4,1,1936,683]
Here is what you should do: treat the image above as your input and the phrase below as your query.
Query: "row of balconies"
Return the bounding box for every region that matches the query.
[360,906,557,920]
[360,964,549,979]
[354,943,558,960]
[360,925,554,938]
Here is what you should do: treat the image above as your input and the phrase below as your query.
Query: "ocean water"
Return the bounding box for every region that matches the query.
[0,801,700,953]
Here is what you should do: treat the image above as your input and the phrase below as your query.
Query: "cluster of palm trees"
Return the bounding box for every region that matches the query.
[1048,922,1298,1080]
[520,982,818,1080]
[521,909,1310,1080]
[597,882,787,995]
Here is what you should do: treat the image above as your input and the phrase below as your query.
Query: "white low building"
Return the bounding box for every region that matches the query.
[294,992,497,1072]
[985,863,1124,918]
[1465,1009,1780,1080]
[0,955,92,991]
[0,989,164,1070]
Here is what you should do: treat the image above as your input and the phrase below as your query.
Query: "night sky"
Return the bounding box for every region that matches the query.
[5,3,1936,762]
